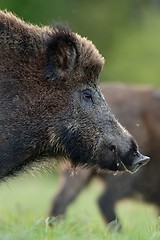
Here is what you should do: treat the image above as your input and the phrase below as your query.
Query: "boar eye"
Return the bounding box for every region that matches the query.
[82,90,93,103]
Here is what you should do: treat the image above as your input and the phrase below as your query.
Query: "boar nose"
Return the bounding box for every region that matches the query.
[130,152,150,172]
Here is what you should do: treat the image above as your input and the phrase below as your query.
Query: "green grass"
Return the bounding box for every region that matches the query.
[0,173,160,240]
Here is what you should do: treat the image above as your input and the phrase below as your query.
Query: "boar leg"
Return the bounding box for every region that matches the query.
[97,173,134,230]
[49,168,94,217]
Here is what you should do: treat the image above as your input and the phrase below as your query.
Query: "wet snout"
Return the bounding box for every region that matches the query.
[129,152,150,172]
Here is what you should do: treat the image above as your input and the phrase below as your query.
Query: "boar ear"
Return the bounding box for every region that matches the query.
[46,31,77,81]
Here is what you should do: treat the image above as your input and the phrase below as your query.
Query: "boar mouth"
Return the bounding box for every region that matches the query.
[116,158,133,173]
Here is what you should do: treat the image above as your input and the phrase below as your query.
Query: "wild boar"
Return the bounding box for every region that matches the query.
[0,11,149,180]
[49,83,159,228]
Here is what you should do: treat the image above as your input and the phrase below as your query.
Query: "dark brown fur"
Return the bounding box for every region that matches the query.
[50,83,160,228]
[0,11,149,180]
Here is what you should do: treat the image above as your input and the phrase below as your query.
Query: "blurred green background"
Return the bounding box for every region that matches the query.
[1,0,160,86]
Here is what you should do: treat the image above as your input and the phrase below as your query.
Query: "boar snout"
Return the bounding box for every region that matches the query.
[116,149,150,173]
[95,135,150,173]
[128,152,150,172]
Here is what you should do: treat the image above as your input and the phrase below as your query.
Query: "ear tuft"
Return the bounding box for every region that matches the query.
[46,27,77,81]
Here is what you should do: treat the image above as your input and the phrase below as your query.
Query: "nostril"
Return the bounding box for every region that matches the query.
[110,145,116,153]
[134,155,150,166]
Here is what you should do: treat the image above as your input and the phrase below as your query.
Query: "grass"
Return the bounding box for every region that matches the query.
[0,173,160,240]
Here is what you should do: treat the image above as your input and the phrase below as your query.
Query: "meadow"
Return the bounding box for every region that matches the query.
[0,172,160,240]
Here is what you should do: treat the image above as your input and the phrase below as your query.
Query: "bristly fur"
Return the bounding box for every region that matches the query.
[48,23,105,69]
[0,10,104,86]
